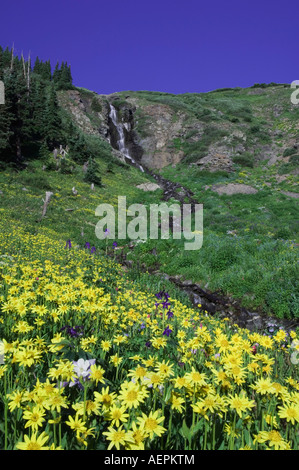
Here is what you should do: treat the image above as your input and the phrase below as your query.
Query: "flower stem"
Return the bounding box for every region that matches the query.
[4,370,8,450]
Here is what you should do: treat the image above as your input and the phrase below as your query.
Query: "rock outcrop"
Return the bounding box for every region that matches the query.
[58,85,299,175]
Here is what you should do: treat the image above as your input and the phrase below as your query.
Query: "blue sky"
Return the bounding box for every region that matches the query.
[1,0,298,94]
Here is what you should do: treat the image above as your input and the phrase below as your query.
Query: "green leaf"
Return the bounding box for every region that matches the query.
[179,419,192,441]
[191,419,203,436]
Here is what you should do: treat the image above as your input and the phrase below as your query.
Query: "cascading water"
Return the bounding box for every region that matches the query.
[109,104,144,172]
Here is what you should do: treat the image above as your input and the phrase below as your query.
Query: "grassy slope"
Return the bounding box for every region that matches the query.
[113,85,299,319]
[0,83,298,320]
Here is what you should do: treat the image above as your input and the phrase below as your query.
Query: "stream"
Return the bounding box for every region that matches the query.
[107,101,299,335]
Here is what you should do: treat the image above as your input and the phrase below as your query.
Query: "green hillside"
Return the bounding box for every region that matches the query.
[0,46,299,452]
[0,46,298,321]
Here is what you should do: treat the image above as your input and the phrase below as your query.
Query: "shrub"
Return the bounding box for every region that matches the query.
[83,157,102,186]
[91,97,102,113]
[208,244,238,272]
[283,147,297,157]
[232,152,254,168]
[250,125,260,133]
[289,154,299,164]
[60,157,74,174]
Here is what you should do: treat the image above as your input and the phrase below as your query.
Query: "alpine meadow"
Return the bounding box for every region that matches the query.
[0,44,298,452]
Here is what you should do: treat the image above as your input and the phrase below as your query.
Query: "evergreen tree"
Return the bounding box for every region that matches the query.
[59,61,73,90]
[0,46,78,164]
[43,82,63,150]
[43,60,52,81]
[33,57,51,81]
[52,61,61,85]
[0,46,3,77]
[84,157,102,186]
[0,100,13,157]
[69,128,90,164]
[33,56,41,75]
[30,75,47,140]
[52,61,73,90]
[1,46,12,70]
[2,67,32,163]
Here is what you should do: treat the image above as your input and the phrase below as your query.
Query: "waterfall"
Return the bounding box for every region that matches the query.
[109,104,144,172]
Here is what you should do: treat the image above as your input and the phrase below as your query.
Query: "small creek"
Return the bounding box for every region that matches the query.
[107,100,299,335]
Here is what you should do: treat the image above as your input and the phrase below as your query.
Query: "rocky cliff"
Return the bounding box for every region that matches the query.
[58,84,299,176]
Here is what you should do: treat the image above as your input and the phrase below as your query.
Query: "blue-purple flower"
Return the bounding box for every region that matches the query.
[163,326,172,337]
[65,239,72,249]
[61,325,84,338]
[162,300,171,309]
[167,310,174,319]
[155,290,169,300]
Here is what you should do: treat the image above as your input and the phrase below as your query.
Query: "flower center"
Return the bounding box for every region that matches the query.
[145,418,157,431]
[127,390,138,401]
[27,442,41,450]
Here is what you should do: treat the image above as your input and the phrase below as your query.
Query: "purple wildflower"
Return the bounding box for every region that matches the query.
[167,310,174,319]
[163,326,172,337]
[162,300,171,309]
[155,290,166,300]
[65,239,72,249]
[61,325,84,338]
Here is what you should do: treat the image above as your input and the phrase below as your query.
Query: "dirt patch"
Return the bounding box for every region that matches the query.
[211,183,258,195]
[281,190,299,198]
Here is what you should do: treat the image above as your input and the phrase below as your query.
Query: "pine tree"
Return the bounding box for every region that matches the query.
[2,67,32,163]
[43,60,52,81]
[30,75,47,140]
[59,62,73,90]
[0,46,3,77]
[1,47,12,70]
[52,61,73,90]
[69,129,90,164]
[33,57,51,81]
[33,56,41,75]
[52,61,61,84]
[0,100,13,157]
[43,82,63,150]
[84,157,102,186]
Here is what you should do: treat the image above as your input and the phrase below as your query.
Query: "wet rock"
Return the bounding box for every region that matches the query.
[201,299,217,314]
[136,182,161,191]
[182,280,194,287]
[189,292,202,307]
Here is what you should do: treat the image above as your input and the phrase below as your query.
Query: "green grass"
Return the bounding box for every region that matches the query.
[0,150,298,320]
[123,162,298,320]
[1,82,298,321]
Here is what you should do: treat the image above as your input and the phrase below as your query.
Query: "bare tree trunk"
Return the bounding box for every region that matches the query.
[21,52,26,79]
[27,52,31,91]
[10,43,14,70]
[40,191,53,220]
[16,136,22,163]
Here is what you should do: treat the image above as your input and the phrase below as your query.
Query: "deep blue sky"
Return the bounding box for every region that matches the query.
[1,0,298,95]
